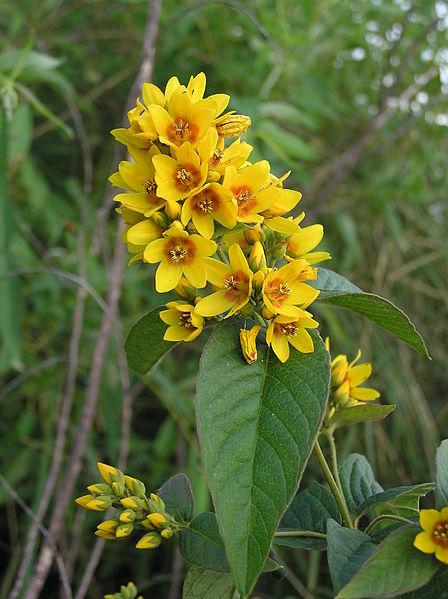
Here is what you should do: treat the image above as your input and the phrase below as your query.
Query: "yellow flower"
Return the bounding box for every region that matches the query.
[181,182,237,239]
[152,142,208,203]
[149,86,215,149]
[147,512,169,529]
[110,146,165,217]
[97,463,125,485]
[262,260,320,318]
[215,112,251,137]
[329,346,380,406]
[185,72,230,118]
[144,229,217,292]
[160,301,204,342]
[239,325,261,364]
[222,161,277,223]
[202,133,253,176]
[414,508,448,564]
[287,220,331,265]
[136,532,162,550]
[266,314,319,362]
[194,243,253,317]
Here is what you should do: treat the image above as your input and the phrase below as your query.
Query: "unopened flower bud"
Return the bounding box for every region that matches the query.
[136,531,162,550]
[111,481,125,497]
[248,241,267,274]
[86,496,113,511]
[252,270,265,290]
[239,325,261,365]
[120,509,137,523]
[87,483,113,495]
[149,493,165,511]
[166,201,182,220]
[174,277,196,300]
[152,211,169,227]
[120,496,143,510]
[97,463,125,486]
[75,494,96,509]
[244,226,263,244]
[97,519,119,533]
[261,306,276,320]
[147,512,169,529]
[216,114,251,138]
[161,528,174,539]
[124,475,146,498]
[95,529,117,540]
[116,523,134,538]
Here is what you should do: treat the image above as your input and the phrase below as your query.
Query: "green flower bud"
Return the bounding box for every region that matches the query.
[87,483,113,495]
[124,475,146,498]
[111,481,125,497]
[161,528,174,539]
[116,523,134,538]
[136,531,161,550]
[120,496,143,509]
[119,509,136,523]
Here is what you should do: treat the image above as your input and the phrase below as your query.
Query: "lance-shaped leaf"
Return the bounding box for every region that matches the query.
[311,268,429,358]
[331,404,395,428]
[125,307,180,375]
[179,513,229,572]
[183,567,235,599]
[339,454,383,514]
[435,439,448,508]
[196,321,330,597]
[336,527,439,598]
[275,482,340,550]
[356,482,434,518]
[399,565,448,599]
[158,473,195,524]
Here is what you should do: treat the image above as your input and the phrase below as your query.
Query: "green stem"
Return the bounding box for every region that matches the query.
[364,514,413,535]
[252,311,268,328]
[216,247,229,264]
[326,429,345,500]
[274,530,326,539]
[314,439,353,528]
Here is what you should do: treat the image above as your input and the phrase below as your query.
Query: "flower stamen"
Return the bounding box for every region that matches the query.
[224,275,239,291]
[170,245,188,262]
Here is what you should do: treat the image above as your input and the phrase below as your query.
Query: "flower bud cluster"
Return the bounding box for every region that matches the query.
[110,73,331,362]
[104,582,142,599]
[75,463,179,550]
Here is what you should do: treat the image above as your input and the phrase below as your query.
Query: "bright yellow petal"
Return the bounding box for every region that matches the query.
[164,325,190,342]
[413,531,435,554]
[440,507,448,520]
[155,259,182,293]
[183,260,207,289]
[271,333,289,363]
[348,363,372,387]
[289,328,314,354]
[420,509,442,532]
[159,308,180,326]
[192,212,214,239]
[204,258,230,287]
[349,387,380,401]
[435,546,448,564]
[190,235,217,257]
[142,82,165,107]
[228,243,249,274]
[143,238,167,263]
[194,289,233,317]
[126,220,162,246]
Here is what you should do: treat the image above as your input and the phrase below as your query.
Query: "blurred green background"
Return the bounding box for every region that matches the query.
[1,0,447,597]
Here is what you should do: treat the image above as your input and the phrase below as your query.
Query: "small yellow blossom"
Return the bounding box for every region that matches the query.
[328,344,380,407]
[414,508,448,564]
[144,229,217,292]
[97,463,125,485]
[136,531,162,550]
[195,243,253,317]
[160,301,204,342]
[287,221,331,265]
[215,113,251,137]
[266,314,319,362]
[147,512,169,529]
[239,325,261,364]
[181,182,237,239]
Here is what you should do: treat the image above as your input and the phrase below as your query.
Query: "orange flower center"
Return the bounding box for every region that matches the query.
[432,520,448,547]
[232,185,257,218]
[165,237,195,265]
[209,149,223,168]
[264,278,291,308]
[170,245,188,262]
[193,189,219,214]
[179,312,194,329]
[280,323,297,337]
[224,274,239,291]
[167,116,199,145]
[174,163,201,193]
[223,271,249,301]
[144,179,159,204]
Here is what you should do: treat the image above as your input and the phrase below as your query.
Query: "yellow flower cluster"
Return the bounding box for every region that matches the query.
[325,338,380,419]
[75,463,178,549]
[110,73,330,362]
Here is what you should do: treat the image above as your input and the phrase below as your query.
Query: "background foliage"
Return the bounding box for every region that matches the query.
[1,0,447,597]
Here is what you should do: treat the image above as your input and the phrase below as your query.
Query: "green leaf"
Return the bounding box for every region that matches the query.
[331,404,396,428]
[326,519,376,595]
[400,565,448,598]
[257,120,318,161]
[336,527,439,598]
[196,321,330,597]
[179,512,229,572]
[312,268,429,358]
[435,439,448,508]
[275,482,340,550]
[357,483,434,518]
[125,307,179,375]
[0,50,64,73]
[158,473,195,524]
[339,454,383,514]
[183,567,235,599]
[8,101,33,161]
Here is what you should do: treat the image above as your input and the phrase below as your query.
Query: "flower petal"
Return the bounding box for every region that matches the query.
[155,259,182,293]
[420,509,441,532]
[348,363,372,387]
[289,328,314,354]
[413,531,435,554]
[194,289,233,317]
[349,387,380,401]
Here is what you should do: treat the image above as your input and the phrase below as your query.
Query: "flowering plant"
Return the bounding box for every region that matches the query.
[75,74,447,598]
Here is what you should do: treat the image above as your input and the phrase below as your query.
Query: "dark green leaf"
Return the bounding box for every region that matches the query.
[331,404,396,428]
[337,527,439,598]
[196,321,330,597]
[357,483,434,518]
[275,482,340,550]
[400,565,448,598]
[158,473,195,524]
[125,307,179,375]
[182,567,235,599]
[179,513,229,572]
[339,454,383,514]
[326,519,376,595]
[435,439,448,508]
[312,269,429,358]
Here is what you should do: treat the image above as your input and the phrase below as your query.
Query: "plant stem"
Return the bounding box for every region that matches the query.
[314,439,353,528]
[274,530,326,539]
[326,429,345,500]
[284,569,315,599]
[364,514,413,535]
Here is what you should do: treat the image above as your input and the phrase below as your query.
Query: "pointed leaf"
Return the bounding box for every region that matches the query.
[327,519,376,595]
[435,439,448,508]
[331,404,395,427]
[312,268,429,357]
[196,321,330,597]
[337,527,439,598]
[339,454,383,514]
[158,473,195,524]
[400,565,448,598]
[275,482,340,549]
[357,483,434,518]
[179,513,229,572]
[183,567,235,599]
